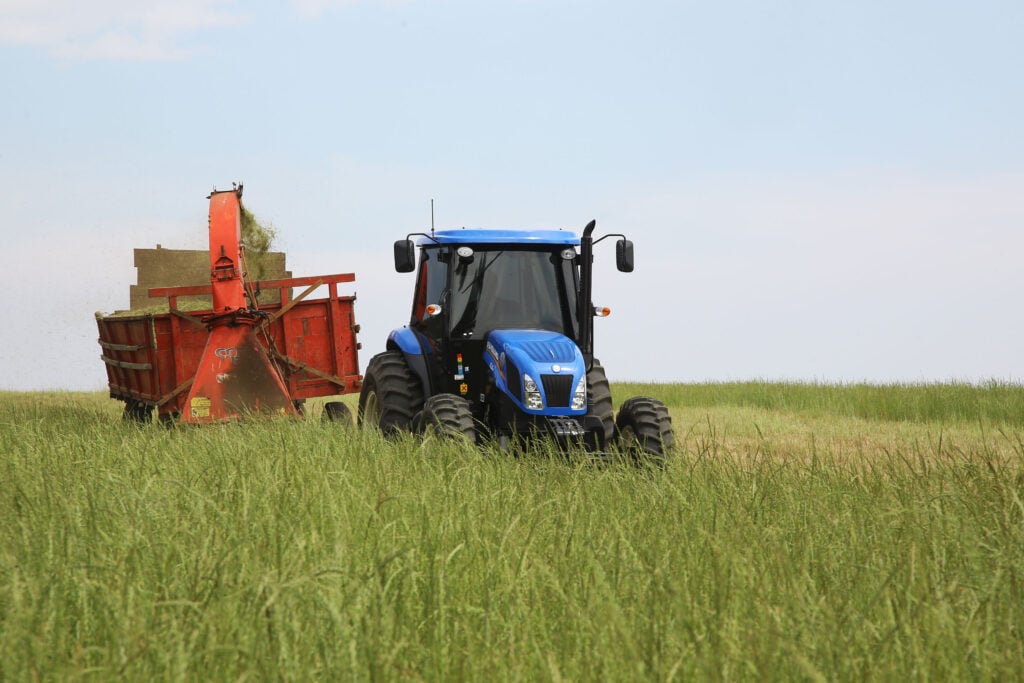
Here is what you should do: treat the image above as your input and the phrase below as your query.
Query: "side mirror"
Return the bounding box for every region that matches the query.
[615,239,634,273]
[394,239,416,273]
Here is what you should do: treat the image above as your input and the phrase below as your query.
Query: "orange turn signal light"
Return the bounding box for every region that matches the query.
[425,304,443,317]
[594,306,611,317]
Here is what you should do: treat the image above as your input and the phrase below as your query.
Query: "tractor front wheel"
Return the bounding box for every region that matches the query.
[416,394,477,443]
[615,396,675,463]
[358,351,424,436]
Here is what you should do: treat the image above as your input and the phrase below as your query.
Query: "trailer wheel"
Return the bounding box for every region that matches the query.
[358,351,424,436]
[586,360,615,445]
[615,396,674,464]
[322,401,353,425]
[122,399,152,425]
[416,394,477,442]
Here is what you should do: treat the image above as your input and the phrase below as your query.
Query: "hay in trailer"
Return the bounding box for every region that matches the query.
[100,204,281,319]
[240,204,278,282]
[99,299,213,318]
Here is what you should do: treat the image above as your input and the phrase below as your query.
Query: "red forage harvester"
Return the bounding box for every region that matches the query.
[97,186,362,424]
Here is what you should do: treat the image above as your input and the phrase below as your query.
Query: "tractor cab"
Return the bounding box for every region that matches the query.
[398,230,582,409]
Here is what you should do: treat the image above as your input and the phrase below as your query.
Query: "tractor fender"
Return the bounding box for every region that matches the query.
[386,327,434,396]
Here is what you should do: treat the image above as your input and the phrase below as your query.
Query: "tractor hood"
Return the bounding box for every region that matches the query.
[483,329,587,416]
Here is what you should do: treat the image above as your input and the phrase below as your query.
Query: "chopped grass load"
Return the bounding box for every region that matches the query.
[240,203,277,282]
[101,204,278,318]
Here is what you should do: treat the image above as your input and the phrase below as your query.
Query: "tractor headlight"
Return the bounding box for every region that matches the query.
[523,374,543,410]
[571,376,587,410]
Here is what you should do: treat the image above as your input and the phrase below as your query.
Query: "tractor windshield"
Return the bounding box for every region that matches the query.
[449,247,578,340]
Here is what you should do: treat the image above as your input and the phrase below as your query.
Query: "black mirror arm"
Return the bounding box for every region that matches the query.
[406,231,440,244]
[592,232,628,245]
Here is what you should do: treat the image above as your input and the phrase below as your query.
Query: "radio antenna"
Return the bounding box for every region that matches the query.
[430,198,435,237]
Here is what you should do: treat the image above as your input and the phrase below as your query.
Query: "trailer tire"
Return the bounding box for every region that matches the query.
[615,396,674,464]
[322,400,353,426]
[122,399,152,425]
[358,351,423,436]
[416,394,477,443]
[586,360,615,445]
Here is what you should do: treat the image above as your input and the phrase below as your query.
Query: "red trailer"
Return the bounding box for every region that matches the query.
[96,188,361,424]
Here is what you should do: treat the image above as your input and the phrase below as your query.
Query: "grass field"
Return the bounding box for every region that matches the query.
[1,383,1022,680]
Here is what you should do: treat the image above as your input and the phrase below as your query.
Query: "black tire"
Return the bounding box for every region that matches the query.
[322,401,353,425]
[416,394,477,442]
[615,396,674,462]
[653,400,675,452]
[358,351,424,436]
[122,399,152,425]
[586,359,615,446]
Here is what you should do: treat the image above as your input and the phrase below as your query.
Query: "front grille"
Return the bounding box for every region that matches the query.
[506,360,522,401]
[541,374,574,408]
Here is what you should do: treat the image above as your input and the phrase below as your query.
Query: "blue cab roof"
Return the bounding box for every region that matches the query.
[419,228,580,246]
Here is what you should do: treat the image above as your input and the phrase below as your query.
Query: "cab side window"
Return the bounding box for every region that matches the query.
[411,247,447,341]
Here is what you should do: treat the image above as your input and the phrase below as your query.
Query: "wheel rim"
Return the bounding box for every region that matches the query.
[619,424,639,450]
[364,390,380,424]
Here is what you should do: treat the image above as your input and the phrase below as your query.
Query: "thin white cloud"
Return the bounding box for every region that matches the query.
[290,0,411,19]
[0,0,245,60]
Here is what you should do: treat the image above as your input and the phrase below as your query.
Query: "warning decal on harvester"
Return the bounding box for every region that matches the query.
[190,396,211,418]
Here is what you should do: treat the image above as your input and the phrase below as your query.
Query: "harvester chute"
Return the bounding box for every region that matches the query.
[180,188,296,423]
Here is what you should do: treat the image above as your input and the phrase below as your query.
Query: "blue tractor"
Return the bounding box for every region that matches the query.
[358,221,674,459]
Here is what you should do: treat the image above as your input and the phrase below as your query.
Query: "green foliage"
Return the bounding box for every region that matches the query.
[620,380,1024,426]
[1,388,1022,680]
[240,204,277,282]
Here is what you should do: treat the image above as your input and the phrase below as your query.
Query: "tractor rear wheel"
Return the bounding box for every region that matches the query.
[358,351,424,436]
[586,360,615,446]
[615,396,674,463]
[416,394,477,442]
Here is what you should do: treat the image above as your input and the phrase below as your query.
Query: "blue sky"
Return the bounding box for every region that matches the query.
[1,0,1021,389]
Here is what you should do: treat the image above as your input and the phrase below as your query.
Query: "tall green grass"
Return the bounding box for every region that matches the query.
[619,380,1024,426]
[1,388,1022,680]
